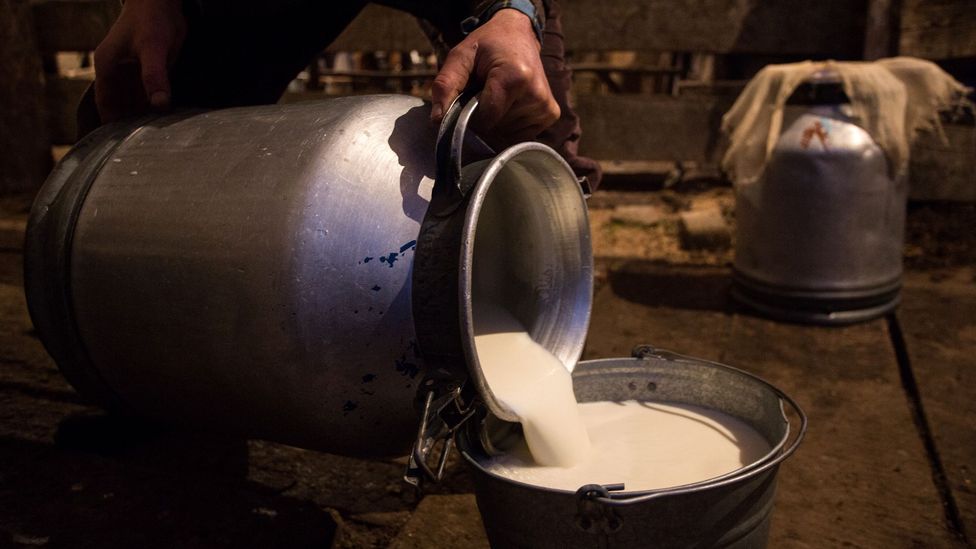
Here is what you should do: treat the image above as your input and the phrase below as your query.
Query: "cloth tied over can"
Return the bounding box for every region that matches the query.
[721,56,973,184]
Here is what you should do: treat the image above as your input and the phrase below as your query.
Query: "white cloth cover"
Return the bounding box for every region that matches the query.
[721,57,972,184]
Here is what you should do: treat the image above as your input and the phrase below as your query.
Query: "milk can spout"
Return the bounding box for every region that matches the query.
[407,93,594,486]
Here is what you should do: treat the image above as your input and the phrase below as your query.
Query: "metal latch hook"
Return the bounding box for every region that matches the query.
[404,384,477,489]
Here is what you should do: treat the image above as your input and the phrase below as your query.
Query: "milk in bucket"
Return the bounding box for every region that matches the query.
[473,305,771,490]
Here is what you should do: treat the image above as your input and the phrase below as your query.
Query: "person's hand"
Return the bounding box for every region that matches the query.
[430,9,559,146]
[93,0,187,123]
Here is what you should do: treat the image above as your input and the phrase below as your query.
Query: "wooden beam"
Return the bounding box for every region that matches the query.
[864,0,902,60]
[561,0,865,55]
[45,76,91,145]
[1,0,52,192]
[30,0,120,53]
[327,1,866,56]
[326,4,430,53]
[575,94,734,165]
[909,123,976,202]
[27,0,870,58]
[900,0,976,59]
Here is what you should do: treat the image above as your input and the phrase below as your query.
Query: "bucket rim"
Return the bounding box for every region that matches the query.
[457,352,807,504]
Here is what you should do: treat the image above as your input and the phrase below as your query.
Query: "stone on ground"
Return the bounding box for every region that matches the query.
[678,206,730,250]
[610,204,665,227]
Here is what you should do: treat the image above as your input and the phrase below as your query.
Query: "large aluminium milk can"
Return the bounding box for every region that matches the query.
[731,71,907,325]
[24,94,593,458]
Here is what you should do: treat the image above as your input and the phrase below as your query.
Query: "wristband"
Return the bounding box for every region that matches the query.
[461,0,544,45]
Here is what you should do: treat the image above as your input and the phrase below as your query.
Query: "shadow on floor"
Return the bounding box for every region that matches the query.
[0,411,337,549]
[606,260,736,314]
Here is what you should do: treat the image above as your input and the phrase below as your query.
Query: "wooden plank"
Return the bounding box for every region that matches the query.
[899,0,976,59]
[327,0,864,56]
[575,94,732,165]
[27,0,866,57]
[31,0,120,53]
[45,75,91,144]
[909,123,976,202]
[561,0,865,55]
[327,4,430,53]
[1,0,52,192]
[26,0,867,60]
[864,0,902,59]
[577,95,974,199]
[898,269,976,538]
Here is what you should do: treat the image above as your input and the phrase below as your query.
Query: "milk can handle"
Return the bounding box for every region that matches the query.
[431,91,483,216]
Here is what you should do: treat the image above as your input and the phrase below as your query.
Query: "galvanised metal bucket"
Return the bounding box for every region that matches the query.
[457,347,806,549]
[732,71,906,325]
[24,94,593,458]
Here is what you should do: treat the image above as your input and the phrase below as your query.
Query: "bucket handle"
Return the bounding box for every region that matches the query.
[580,347,808,508]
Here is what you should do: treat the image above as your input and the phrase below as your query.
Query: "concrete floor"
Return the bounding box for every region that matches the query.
[0,190,973,548]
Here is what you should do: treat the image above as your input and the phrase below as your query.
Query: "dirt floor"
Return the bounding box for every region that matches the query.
[0,186,974,548]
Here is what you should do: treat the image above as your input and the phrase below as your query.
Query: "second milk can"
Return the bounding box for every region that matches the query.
[731,70,906,325]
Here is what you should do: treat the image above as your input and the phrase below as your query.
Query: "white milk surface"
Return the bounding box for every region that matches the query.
[482,400,771,492]
[473,305,770,491]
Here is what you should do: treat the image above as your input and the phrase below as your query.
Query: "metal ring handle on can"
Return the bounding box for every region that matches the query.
[431,91,480,217]
[582,347,808,508]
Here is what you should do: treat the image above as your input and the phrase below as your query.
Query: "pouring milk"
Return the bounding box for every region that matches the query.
[468,164,768,490]
[473,304,591,467]
[472,304,771,491]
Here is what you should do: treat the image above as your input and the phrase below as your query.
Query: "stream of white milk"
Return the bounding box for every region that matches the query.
[473,304,592,467]
[473,306,771,491]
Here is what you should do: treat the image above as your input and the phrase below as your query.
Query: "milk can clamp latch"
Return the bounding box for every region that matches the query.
[404,380,477,488]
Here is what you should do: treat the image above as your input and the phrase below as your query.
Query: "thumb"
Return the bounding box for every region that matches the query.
[431,44,475,124]
[140,45,172,109]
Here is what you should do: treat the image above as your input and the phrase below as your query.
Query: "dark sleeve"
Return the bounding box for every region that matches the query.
[371,0,549,47]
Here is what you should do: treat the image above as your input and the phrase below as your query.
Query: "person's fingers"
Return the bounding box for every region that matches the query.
[139,43,172,109]
[91,0,186,124]
[475,71,559,146]
[488,110,552,146]
[474,63,530,131]
[97,61,151,124]
[494,86,560,129]
[431,44,476,124]
[93,32,133,123]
